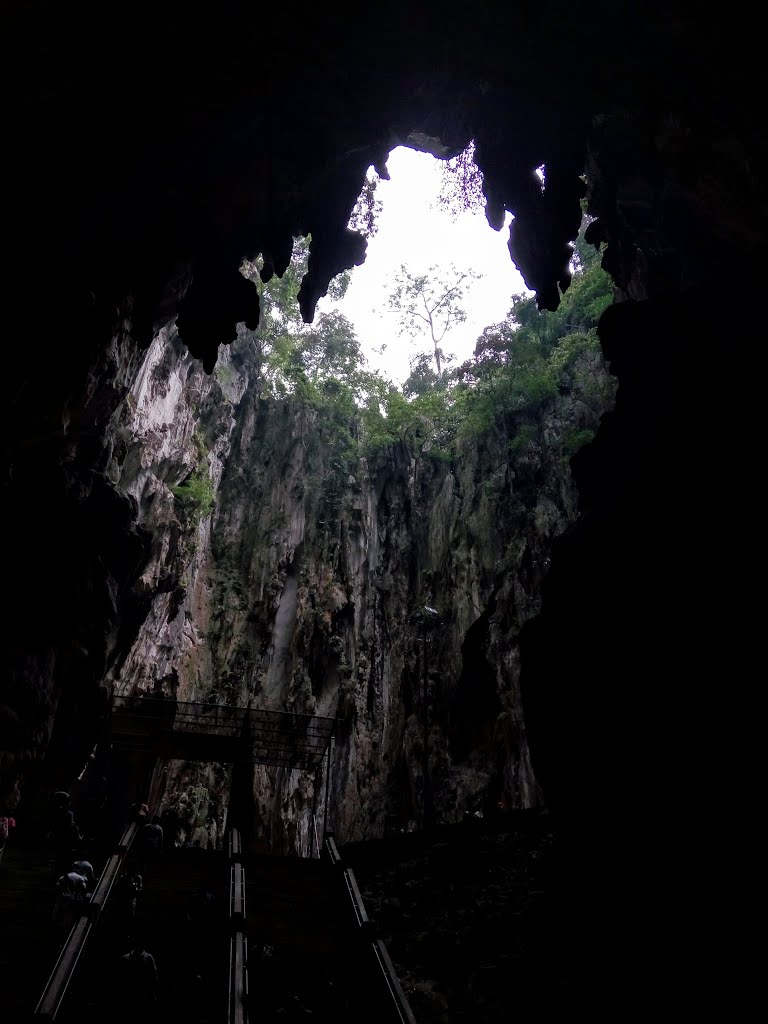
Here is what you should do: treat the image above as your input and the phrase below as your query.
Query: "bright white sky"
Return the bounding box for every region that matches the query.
[318,147,530,386]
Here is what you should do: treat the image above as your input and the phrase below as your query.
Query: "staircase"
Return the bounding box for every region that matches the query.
[21,835,415,1024]
[245,853,348,953]
[244,852,363,1021]
[56,847,229,1023]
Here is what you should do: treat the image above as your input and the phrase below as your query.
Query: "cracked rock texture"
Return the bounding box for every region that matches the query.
[107,329,612,851]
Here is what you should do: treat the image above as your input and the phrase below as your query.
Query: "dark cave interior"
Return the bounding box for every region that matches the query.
[2,2,764,1018]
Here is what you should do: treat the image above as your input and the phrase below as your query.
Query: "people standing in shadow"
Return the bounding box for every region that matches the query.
[114,860,143,939]
[119,939,158,1020]
[72,856,98,897]
[136,815,164,880]
[130,801,151,826]
[49,791,81,877]
[52,864,88,935]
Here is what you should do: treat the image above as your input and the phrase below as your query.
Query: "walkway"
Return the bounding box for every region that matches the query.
[56,846,228,1023]
[111,697,337,770]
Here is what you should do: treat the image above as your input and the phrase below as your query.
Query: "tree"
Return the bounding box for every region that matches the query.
[387,263,481,378]
[236,237,357,395]
[452,230,614,443]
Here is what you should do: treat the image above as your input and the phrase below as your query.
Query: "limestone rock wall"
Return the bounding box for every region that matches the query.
[108,330,613,851]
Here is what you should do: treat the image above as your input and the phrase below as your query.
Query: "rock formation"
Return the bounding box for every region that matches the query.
[3,4,765,1016]
[105,323,612,852]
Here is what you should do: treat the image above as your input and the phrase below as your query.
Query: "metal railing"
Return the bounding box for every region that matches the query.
[88,821,138,918]
[323,833,417,1024]
[228,828,248,1024]
[34,918,92,1021]
[370,939,418,1024]
[111,696,337,771]
[311,813,322,860]
[34,818,138,1020]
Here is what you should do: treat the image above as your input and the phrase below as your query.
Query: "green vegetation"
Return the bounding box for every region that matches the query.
[508,424,538,456]
[562,427,596,457]
[238,238,370,414]
[225,220,614,475]
[171,471,215,523]
[358,221,614,462]
[171,428,215,524]
[214,363,235,386]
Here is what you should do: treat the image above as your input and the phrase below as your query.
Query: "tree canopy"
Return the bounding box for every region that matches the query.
[223,220,614,469]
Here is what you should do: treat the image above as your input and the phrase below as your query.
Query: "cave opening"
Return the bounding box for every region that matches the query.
[2,5,764,1019]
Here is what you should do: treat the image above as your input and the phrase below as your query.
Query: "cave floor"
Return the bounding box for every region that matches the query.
[343,811,567,1023]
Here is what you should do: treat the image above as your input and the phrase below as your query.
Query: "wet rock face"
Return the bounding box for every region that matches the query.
[105,329,612,851]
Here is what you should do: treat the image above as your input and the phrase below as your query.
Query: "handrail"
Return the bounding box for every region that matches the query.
[227,828,248,1024]
[228,828,242,862]
[34,918,92,1021]
[230,863,246,923]
[322,832,417,1023]
[89,821,138,918]
[228,933,248,1024]
[324,834,343,867]
[34,818,138,1019]
[311,813,321,859]
[371,939,418,1024]
[113,695,337,730]
[344,867,370,929]
[111,697,337,771]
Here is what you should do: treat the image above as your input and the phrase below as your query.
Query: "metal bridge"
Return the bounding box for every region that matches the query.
[16,695,415,1022]
[110,695,338,772]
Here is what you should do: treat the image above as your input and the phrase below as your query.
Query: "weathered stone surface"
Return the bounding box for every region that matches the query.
[107,327,613,851]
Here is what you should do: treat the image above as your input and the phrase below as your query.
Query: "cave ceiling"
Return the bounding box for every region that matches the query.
[8,2,762,383]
